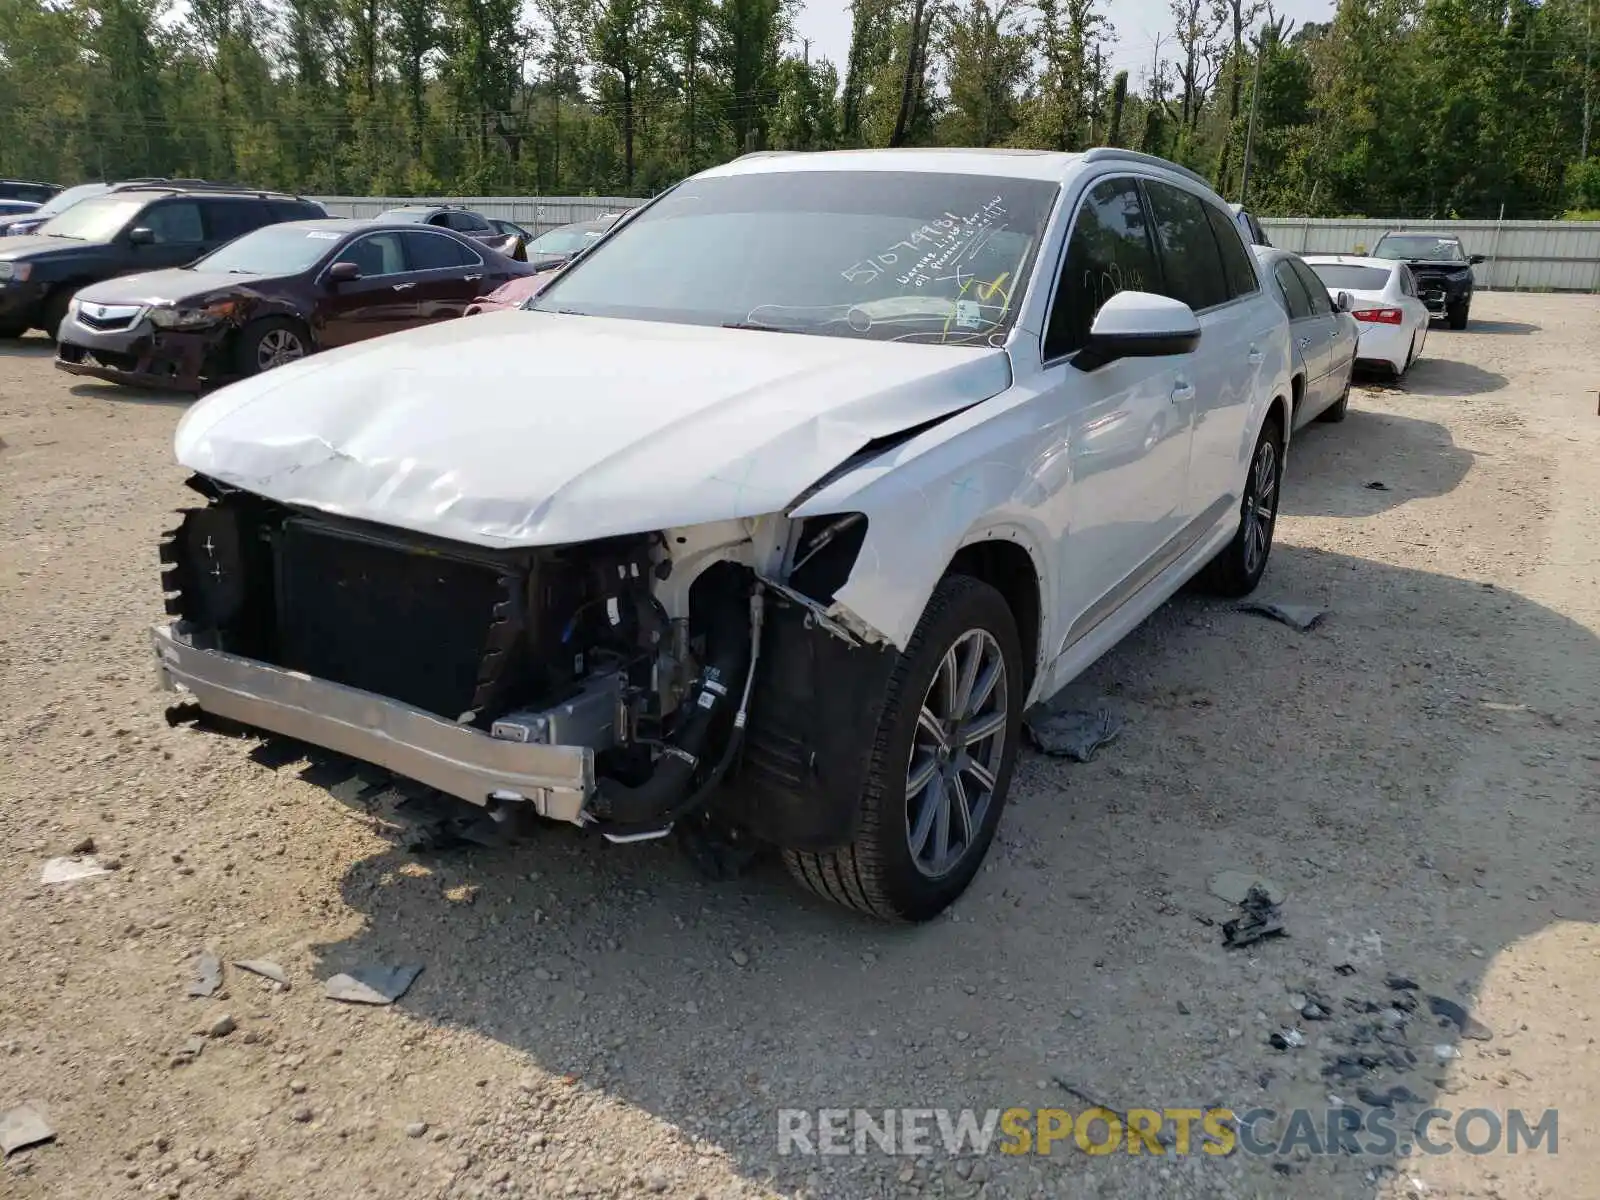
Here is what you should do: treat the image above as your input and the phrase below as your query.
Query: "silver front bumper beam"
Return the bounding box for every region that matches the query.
[151,623,592,824]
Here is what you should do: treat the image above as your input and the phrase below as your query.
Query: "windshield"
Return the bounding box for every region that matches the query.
[1374,235,1464,262]
[528,224,604,255]
[531,170,1059,345]
[37,195,148,241]
[191,224,342,274]
[32,183,109,219]
[1308,263,1392,291]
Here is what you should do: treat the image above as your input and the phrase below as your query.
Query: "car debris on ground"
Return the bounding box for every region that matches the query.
[1237,599,1329,631]
[1222,885,1287,948]
[1021,706,1124,761]
[324,965,424,1005]
[1,1101,54,1157]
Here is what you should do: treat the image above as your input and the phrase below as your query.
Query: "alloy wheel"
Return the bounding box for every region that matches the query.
[905,628,1008,879]
[257,327,307,371]
[1240,439,1279,578]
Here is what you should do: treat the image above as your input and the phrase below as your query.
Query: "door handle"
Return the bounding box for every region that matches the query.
[1297,336,1311,349]
[464,274,482,282]
[392,282,415,291]
[1171,380,1195,404]
[1247,346,1265,364]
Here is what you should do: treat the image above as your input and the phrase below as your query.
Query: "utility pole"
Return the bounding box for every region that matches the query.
[801,36,811,66]
[1237,30,1265,206]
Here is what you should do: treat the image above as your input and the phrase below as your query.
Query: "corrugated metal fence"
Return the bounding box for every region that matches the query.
[1259,218,1600,293]
[311,197,1600,293]
[312,195,645,237]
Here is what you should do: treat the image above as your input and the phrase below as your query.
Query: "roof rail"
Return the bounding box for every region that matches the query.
[113,181,303,200]
[733,150,803,161]
[1078,148,1214,192]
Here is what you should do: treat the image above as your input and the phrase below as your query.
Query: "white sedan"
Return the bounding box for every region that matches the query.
[1303,255,1430,380]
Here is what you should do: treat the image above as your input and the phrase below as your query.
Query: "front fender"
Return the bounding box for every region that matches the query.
[788,392,1055,656]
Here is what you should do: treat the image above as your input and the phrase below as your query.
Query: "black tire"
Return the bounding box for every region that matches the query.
[1317,374,1351,424]
[1393,334,1416,382]
[37,288,73,343]
[235,317,311,377]
[1198,415,1284,598]
[1447,298,1469,330]
[782,575,1024,922]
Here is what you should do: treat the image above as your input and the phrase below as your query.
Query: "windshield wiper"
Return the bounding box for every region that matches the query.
[721,321,808,335]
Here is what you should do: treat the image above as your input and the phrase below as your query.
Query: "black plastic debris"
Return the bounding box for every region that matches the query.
[1386,976,1419,991]
[1301,999,1333,1021]
[1427,995,1494,1041]
[1357,1085,1421,1110]
[1269,1029,1305,1051]
[1365,481,1390,491]
[1022,707,1123,762]
[1237,600,1328,632]
[1334,963,1358,976]
[186,952,223,998]
[1,1102,54,1157]
[1222,885,1286,949]
[325,964,423,1006]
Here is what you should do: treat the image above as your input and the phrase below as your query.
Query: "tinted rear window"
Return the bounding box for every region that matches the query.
[1307,263,1392,291]
[1142,180,1229,311]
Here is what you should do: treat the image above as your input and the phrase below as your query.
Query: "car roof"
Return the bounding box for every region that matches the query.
[698,146,1090,183]
[1378,230,1461,240]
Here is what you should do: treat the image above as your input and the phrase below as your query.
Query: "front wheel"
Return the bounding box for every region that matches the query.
[782,575,1024,922]
[1198,417,1283,598]
[235,317,310,377]
[1447,299,1469,330]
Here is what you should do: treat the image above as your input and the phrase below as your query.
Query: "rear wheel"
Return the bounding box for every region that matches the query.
[235,317,309,377]
[782,575,1023,922]
[1198,416,1283,598]
[1317,374,1351,424]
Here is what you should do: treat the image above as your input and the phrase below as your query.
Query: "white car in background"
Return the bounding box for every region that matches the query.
[1302,255,1430,381]
[152,147,1295,923]
[1254,246,1359,426]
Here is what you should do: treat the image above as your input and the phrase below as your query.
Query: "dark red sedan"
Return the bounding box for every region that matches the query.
[55,219,542,391]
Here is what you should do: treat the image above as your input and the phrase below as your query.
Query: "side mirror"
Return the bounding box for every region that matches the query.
[1469,253,1486,265]
[1073,291,1201,372]
[127,227,155,246]
[1336,291,1353,312]
[327,261,361,284]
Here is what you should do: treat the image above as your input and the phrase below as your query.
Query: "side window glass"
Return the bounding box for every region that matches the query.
[142,201,204,243]
[403,231,479,271]
[1272,262,1314,320]
[203,200,262,243]
[341,232,406,277]
[1289,259,1333,315]
[1143,180,1229,312]
[1043,177,1161,360]
[1203,202,1260,299]
[448,211,489,232]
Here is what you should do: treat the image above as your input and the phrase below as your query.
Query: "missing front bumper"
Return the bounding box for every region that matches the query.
[151,622,594,824]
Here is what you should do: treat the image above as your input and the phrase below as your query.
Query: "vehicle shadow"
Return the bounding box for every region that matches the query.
[0,335,55,358]
[1452,319,1540,336]
[1282,409,1476,518]
[69,381,194,406]
[1403,358,1509,397]
[262,545,1596,1199]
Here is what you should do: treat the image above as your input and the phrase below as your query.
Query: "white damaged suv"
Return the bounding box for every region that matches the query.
[155,147,1293,921]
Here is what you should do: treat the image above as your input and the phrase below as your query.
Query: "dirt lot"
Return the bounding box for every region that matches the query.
[2,293,1597,1200]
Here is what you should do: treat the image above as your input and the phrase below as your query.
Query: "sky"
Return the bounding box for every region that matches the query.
[789,0,1338,87]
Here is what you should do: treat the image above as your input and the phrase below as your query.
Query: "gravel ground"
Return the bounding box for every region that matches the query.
[2,293,1597,1200]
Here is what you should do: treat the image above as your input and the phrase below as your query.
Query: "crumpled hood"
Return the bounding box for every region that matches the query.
[79,269,248,306]
[175,310,1013,548]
